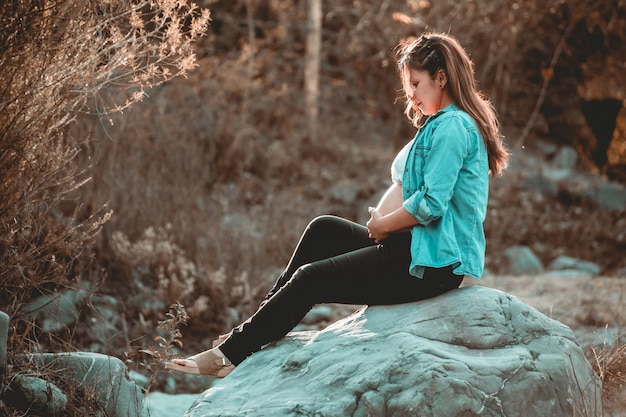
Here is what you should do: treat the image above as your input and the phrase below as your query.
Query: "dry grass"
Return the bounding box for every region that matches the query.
[592,338,626,414]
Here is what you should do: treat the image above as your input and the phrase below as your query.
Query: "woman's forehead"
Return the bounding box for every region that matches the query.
[404,67,429,80]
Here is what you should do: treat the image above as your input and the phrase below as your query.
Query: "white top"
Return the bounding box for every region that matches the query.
[391,139,414,184]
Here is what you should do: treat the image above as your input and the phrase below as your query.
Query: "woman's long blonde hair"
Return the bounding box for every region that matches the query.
[396,32,509,176]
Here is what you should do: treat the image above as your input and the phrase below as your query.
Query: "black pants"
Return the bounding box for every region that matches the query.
[219,215,463,365]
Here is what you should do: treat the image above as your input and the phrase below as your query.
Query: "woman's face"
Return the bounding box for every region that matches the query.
[402,67,449,116]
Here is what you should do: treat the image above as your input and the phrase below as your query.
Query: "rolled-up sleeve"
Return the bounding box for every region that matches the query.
[403,116,469,225]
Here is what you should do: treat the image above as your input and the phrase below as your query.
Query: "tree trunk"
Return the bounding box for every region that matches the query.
[305,0,322,141]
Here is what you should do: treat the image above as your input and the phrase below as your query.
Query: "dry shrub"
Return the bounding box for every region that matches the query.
[111,226,201,302]
[107,225,227,332]
[592,339,626,414]
[0,0,210,413]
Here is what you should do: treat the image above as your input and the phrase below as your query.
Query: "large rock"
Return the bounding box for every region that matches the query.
[0,311,8,378]
[504,245,544,275]
[19,352,143,417]
[7,375,67,416]
[185,286,601,417]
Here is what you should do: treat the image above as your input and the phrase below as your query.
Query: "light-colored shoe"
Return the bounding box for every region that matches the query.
[165,349,234,377]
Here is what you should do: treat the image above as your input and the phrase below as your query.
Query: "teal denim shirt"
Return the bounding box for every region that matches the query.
[401,103,489,280]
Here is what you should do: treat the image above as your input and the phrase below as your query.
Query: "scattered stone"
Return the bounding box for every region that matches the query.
[552,146,578,170]
[523,172,558,196]
[186,286,601,417]
[301,305,333,324]
[545,269,596,278]
[548,255,601,276]
[534,139,558,157]
[504,245,544,275]
[542,167,573,181]
[23,289,85,332]
[583,182,626,210]
[220,214,262,239]
[0,311,8,377]
[328,180,359,204]
[7,374,67,416]
[573,325,624,354]
[129,370,151,389]
[84,293,127,353]
[223,307,241,330]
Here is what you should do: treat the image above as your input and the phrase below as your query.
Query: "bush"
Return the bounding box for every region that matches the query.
[0,0,209,412]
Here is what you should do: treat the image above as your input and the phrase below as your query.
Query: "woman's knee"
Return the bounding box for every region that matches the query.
[306,215,340,232]
[285,264,323,296]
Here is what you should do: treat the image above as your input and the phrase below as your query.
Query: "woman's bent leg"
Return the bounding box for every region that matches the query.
[262,215,374,302]
[214,215,373,345]
[219,232,462,365]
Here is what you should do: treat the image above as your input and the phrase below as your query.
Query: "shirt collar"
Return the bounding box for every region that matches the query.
[422,103,458,126]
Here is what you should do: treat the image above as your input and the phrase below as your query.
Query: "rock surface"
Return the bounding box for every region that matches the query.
[185,286,601,417]
[0,311,8,377]
[143,392,201,417]
[7,374,68,415]
[20,352,143,417]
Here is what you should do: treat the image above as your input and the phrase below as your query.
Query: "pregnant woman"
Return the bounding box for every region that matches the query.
[165,31,509,377]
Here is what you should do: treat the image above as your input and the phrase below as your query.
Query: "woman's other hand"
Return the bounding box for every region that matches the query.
[367,207,390,243]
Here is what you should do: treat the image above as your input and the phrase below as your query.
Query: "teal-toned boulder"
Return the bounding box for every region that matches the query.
[7,375,67,416]
[0,311,8,377]
[185,286,601,417]
[18,352,143,417]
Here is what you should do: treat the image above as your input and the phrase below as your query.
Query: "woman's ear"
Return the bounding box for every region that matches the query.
[437,69,447,89]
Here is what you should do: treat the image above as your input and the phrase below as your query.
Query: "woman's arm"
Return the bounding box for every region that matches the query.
[367,183,418,241]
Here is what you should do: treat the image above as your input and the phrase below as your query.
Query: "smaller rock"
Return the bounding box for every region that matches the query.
[0,311,8,377]
[129,370,151,389]
[573,325,622,353]
[504,245,544,275]
[523,173,558,196]
[328,181,359,204]
[552,146,578,170]
[534,139,558,157]
[23,289,85,332]
[220,214,262,238]
[19,352,143,417]
[301,305,333,325]
[542,167,573,181]
[8,374,67,416]
[584,182,626,211]
[548,255,601,276]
